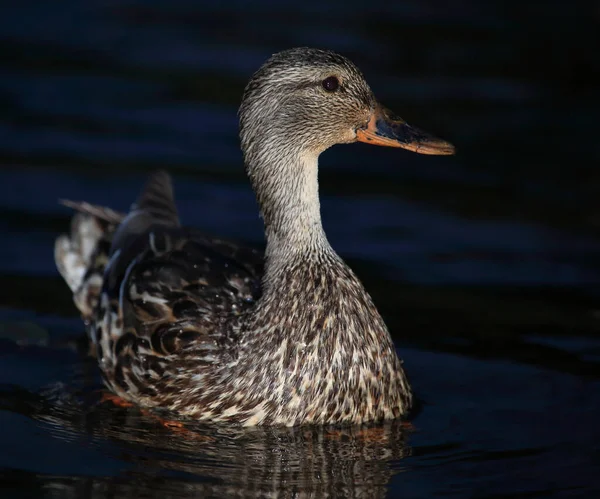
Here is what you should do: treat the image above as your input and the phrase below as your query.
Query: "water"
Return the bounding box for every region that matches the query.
[1,0,599,497]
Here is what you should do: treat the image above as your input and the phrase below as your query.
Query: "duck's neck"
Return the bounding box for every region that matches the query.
[245,138,331,286]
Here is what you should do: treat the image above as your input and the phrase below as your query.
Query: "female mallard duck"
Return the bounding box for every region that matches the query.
[55,48,454,426]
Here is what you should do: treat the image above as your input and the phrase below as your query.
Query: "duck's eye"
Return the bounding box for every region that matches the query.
[322,76,340,92]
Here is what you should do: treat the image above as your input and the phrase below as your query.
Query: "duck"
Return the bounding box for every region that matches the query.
[54,48,454,427]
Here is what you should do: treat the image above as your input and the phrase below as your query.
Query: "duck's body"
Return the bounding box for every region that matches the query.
[55,48,453,426]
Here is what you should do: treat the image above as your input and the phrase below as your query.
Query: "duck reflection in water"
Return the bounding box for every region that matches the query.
[13,383,411,498]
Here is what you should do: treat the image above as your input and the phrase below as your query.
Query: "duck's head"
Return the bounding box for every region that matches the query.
[239,47,455,161]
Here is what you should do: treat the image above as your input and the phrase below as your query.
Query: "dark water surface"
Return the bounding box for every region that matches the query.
[1,1,600,497]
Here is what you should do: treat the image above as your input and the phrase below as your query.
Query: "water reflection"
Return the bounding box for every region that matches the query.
[6,384,410,498]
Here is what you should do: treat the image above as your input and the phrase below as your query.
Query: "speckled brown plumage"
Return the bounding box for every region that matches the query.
[53,47,456,426]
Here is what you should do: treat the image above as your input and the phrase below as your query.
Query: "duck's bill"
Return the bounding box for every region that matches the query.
[356,105,455,155]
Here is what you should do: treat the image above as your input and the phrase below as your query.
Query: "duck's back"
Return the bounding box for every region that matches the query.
[55,171,263,402]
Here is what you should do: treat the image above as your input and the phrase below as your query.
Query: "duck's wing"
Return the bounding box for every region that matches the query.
[57,171,263,371]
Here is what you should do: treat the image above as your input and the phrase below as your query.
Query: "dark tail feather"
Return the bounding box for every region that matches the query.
[55,170,180,321]
[132,170,180,227]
